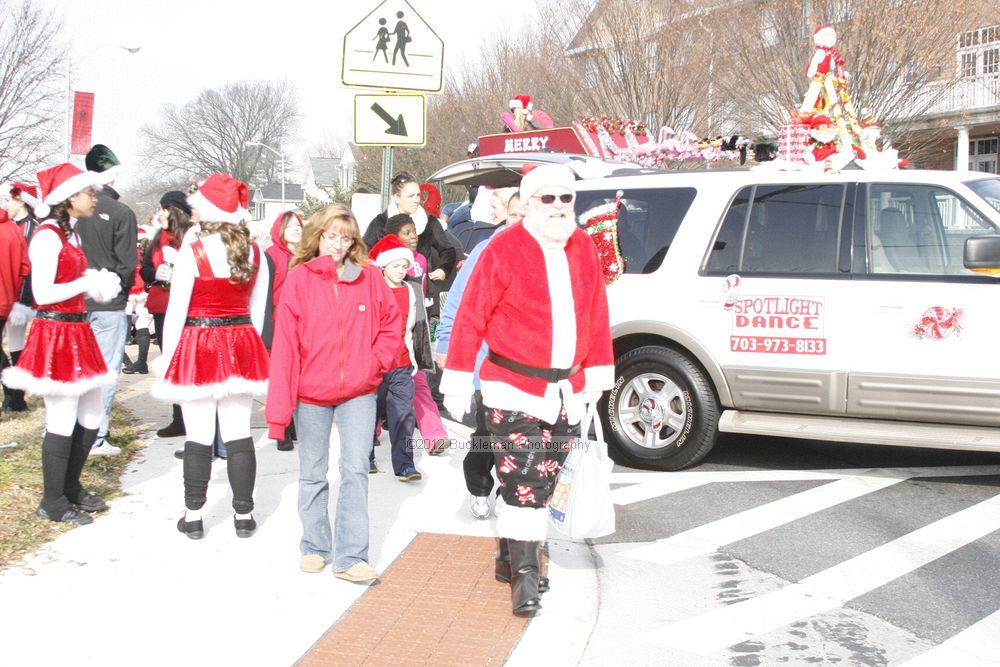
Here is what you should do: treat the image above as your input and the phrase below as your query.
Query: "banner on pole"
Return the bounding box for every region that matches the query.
[71,91,95,155]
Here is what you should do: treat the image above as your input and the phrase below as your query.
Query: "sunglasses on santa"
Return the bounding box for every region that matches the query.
[533,193,574,204]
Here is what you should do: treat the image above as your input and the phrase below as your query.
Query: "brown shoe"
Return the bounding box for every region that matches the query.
[334,561,379,582]
[300,554,328,573]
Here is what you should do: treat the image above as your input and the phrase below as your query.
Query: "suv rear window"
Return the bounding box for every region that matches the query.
[576,188,695,274]
[705,184,845,275]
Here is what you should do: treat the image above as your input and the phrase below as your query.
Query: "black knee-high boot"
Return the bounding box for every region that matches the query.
[182,441,213,510]
[495,537,511,583]
[4,351,29,412]
[226,438,257,537]
[38,432,92,525]
[63,424,106,512]
[508,540,542,615]
[123,329,150,374]
[157,404,186,438]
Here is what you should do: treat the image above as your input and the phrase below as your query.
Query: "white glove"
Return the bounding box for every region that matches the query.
[150,353,170,378]
[443,394,472,421]
[83,269,122,304]
[154,263,173,282]
[7,302,33,327]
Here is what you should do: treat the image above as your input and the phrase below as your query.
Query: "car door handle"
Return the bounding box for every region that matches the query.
[876,298,904,311]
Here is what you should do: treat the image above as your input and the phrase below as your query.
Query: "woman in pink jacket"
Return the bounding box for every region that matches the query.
[266,203,401,583]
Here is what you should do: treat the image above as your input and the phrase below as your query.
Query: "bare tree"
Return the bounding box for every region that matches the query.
[0,1,67,183]
[139,79,300,185]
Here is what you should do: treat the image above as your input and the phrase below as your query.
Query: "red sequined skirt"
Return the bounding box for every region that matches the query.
[1,317,113,396]
[153,323,269,401]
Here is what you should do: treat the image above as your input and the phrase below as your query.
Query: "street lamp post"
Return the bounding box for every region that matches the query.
[246,141,286,214]
[66,43,141,160]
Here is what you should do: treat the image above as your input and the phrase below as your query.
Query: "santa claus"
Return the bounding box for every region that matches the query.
[441,163,614,615]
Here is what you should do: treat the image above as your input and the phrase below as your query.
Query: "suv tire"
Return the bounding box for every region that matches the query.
[602,345,719,471]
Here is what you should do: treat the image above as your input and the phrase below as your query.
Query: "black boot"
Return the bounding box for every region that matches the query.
[508,540,542,615]
[4,351,29,412]
[157,404,186,438]
[37,432,92,525]
[495,537,511,583]
[122,329,150,374]
[63,424,107,512]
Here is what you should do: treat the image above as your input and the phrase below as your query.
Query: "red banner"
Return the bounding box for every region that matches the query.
[478,127,593,157]
[70,91,95,156]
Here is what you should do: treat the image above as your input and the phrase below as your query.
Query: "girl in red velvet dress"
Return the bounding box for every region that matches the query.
[2,163,122,525]
[151,173,269,540]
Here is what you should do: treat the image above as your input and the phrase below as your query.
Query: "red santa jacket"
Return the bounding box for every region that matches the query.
[440,222,614,424]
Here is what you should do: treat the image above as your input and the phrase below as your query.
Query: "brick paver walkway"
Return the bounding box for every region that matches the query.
[297,534,528,666]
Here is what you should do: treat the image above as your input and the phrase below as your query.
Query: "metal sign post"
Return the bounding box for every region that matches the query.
[380,146,394,211]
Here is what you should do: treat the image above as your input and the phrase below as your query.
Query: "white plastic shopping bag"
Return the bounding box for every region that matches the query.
[548,403,616,539]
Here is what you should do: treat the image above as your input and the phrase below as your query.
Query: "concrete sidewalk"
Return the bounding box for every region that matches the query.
[0,361,598,666]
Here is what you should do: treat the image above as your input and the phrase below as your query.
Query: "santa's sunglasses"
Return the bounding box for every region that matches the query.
[534,193,574,204]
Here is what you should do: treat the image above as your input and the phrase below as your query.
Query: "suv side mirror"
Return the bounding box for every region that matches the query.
[964,235,1000,274]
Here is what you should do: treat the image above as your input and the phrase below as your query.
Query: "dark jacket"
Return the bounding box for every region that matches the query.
[75,185,137,311]
[364,210,457,278]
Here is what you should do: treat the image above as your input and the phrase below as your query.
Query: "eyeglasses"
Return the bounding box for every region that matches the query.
[321,233,354,246]
[533,193,574,205]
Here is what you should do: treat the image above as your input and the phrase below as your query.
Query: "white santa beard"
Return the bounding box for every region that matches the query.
[524,210,577,247]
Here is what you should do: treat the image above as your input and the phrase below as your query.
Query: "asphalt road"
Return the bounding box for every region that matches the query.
[583,434,1000,666]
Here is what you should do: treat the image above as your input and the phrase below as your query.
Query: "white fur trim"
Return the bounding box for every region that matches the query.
[187,190,248,224]
[495,500,550,540]
[151,376,268,402]
[375,246,414,268]
[45,171,105,205]
[584,364,616,393]
[439,368,475,396]
[579,201,618,227]
[1,367,116,397]
[509,98,523,110]
[480,379,586,425]
[387,200,429,235]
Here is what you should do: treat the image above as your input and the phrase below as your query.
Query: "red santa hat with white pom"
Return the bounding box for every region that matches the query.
[9,181,41,211]
[369,233,414,269]
[35,163,107,219]
[187,172,249,224]
[509,94,533,112]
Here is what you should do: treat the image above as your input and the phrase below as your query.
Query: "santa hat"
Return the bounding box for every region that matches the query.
[509,94,533,112]
[36,163,106,218]
[368,234,414,269]
[809,114,834,129]
[187,173,249,224]
[814,25,836,43]
[519,163,575,203]
[9,182,41,210]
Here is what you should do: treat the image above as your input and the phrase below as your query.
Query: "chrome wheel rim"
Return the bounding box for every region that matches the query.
[616,372,687,450]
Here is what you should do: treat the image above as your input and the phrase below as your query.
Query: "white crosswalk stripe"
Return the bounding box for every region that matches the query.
[610,465,1000,662]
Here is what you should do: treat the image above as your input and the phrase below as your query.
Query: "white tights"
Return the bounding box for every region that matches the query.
[44,388,104,436]
[180,395,253,445]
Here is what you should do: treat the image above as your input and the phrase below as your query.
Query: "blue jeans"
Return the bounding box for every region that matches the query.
[87,310,127,444]
[296,394,376,570]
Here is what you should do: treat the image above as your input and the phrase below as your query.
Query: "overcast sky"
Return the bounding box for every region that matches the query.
[39,0,539,189]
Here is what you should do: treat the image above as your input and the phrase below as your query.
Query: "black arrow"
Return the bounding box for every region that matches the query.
[371,103,408,136]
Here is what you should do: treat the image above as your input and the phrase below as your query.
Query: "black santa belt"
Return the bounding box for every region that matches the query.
[185,315,252,327]
[35,310,87,322]
[487,352,581,383]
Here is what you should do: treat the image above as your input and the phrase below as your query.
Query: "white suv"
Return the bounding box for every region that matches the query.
[429,156,1000,470]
